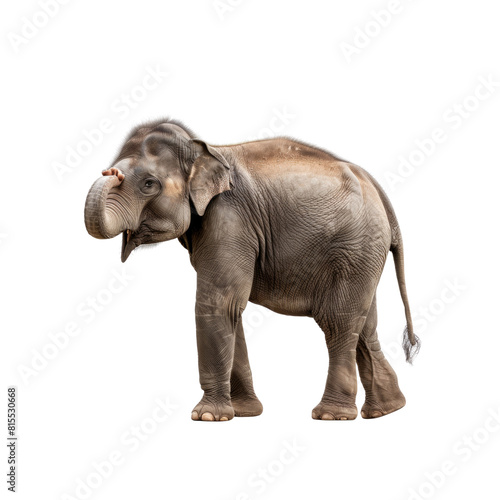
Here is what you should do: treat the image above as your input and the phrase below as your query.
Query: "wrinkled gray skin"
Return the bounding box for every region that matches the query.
[84,119,419,421]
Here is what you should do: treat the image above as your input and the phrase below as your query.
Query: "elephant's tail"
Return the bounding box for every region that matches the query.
[391,240,420,364]
[360,168,420,363]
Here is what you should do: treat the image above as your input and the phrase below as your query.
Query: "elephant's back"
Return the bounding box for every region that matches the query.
[225,138,383,218]
[224,137,346,178]
[221,138,385,206]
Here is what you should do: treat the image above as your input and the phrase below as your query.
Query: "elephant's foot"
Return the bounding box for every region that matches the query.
[359,361,407,419]
[312,401,358,421]
[191,397,235,422]
[231,394,263,417]
[361,394,406,419]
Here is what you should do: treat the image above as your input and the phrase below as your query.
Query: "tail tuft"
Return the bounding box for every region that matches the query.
[402,326,420,364]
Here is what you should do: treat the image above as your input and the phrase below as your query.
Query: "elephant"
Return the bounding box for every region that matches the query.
[84,118,420,422]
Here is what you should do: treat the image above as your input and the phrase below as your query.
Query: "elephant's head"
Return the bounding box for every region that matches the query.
[84,120,232,262]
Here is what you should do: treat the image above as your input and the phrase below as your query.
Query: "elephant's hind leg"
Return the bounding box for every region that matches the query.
[356,296,406,419]
[312,288,373,421]
[230,319,263,417]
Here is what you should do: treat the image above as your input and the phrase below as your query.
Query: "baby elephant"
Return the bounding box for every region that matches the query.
[84,119,419,421]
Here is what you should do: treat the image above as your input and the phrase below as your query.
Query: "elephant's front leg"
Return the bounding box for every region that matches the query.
[230,319,263,417]
[191,268,253,422]
[191,299,236,421]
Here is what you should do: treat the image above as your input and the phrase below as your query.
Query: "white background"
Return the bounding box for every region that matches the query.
[2,1,500,499]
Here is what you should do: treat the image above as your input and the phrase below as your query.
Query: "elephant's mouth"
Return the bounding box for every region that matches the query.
[121,229,137,263]
[120,223,174,262]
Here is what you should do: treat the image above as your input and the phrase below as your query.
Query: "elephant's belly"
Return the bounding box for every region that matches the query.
[249,271,317,317]
[249,292,314,317]
[247,234,389,317]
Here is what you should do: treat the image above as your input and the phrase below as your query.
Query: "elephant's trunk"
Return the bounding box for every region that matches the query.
[84,174,132,239]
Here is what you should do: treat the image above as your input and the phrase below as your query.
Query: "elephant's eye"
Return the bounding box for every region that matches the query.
[141,178,159,195]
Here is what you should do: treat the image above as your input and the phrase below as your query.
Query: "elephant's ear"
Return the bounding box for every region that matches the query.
[188,140,232,216]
